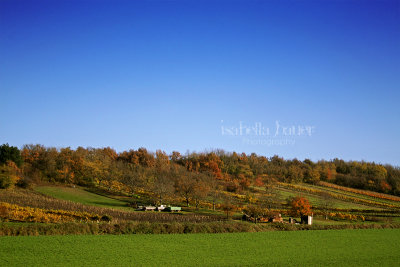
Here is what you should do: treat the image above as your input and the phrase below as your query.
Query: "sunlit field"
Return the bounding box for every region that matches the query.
[1,229,399,266]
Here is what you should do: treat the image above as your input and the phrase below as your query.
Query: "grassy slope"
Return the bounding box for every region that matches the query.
[271,183,400,210]
[308,183,400,207]
[251,185,380,210]
[1,229,399,266]
[34,183,386,215]
[279,188,371,209]
[34,186,131,211]
[275,187,376,209]
[32,183,399,224]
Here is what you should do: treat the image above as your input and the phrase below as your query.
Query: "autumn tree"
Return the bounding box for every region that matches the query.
[267,155,287,180]
[248,153,268,177]
[199,152,224,179]
[319,192,333,220]
[152,170,173,205]
[254,176,264,187]
[304,166,321,184]
[84,148,112,187]
[263,177,281,209]
[56,147,75,184]
[21,144,46,180]
[318,161,337,182]
[120,164,148,195]
[83,150,106,186]
[221,195,236,219]
[0,161,21,189]
[238,174,251,190]
[118,148,154,167]
[386,165,400,195]
[170,151,182,162]
[243,205,267,224]
[152,150,174,205]
[286,165,304,183]
[208,175,222,211]
[192,172,211,209]
[289,196,312,218]
[174,167,196,207]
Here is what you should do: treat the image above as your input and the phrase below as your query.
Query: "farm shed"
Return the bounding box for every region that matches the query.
[301,215,313,225]
[289,215,313,225]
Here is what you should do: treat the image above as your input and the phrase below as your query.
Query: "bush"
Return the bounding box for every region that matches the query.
[1,221,400,236]
[0,162,20,189]
[15,178,32,189]
[100,215,112,223]
[0,172,14,189]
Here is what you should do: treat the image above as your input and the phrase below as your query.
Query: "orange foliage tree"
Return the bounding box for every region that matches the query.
[289,196,312,217]
[254,176,264,187]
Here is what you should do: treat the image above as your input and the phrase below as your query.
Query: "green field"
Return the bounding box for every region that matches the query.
[1,229,399,266]
[35,186,131,211]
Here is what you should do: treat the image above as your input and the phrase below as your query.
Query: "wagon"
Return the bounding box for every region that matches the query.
[156,205,166,211]
[164,206,181,212]
[143,206,156,211]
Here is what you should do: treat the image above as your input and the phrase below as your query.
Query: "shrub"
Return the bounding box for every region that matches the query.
[1,221,400,236]
[100,215,112,223]
[0,168,15,189]
[15,178,32,189]
[0,173,13,189]
[0,161,21,189]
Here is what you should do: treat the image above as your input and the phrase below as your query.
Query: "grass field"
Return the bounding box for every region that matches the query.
[35,186,131,211]
[1,229,399,266]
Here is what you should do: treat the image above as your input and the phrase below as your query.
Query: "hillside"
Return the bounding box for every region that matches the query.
[1,144,400,235]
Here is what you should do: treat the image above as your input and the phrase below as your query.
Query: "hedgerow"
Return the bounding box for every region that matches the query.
[1,221,400,236]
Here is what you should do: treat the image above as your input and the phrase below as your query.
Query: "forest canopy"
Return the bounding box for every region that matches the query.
[1,144,399,197]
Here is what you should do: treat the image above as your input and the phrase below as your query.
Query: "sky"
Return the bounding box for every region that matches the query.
[0,0,399,165]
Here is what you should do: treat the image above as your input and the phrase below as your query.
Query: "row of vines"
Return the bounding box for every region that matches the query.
[278,183,399,209]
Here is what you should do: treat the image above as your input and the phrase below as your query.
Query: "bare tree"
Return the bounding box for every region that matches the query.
[174,168,196,207]
[192,173,211,209]
[319,192,334,219]
[152,168,174,205]
[208,176,221,211]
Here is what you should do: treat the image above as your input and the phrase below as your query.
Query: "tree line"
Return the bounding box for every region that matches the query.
[1,144,400,198]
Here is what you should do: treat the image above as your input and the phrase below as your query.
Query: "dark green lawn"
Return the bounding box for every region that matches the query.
[35,186,131,211]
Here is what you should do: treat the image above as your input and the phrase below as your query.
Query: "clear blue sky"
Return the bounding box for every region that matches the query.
[1,0,399,165]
